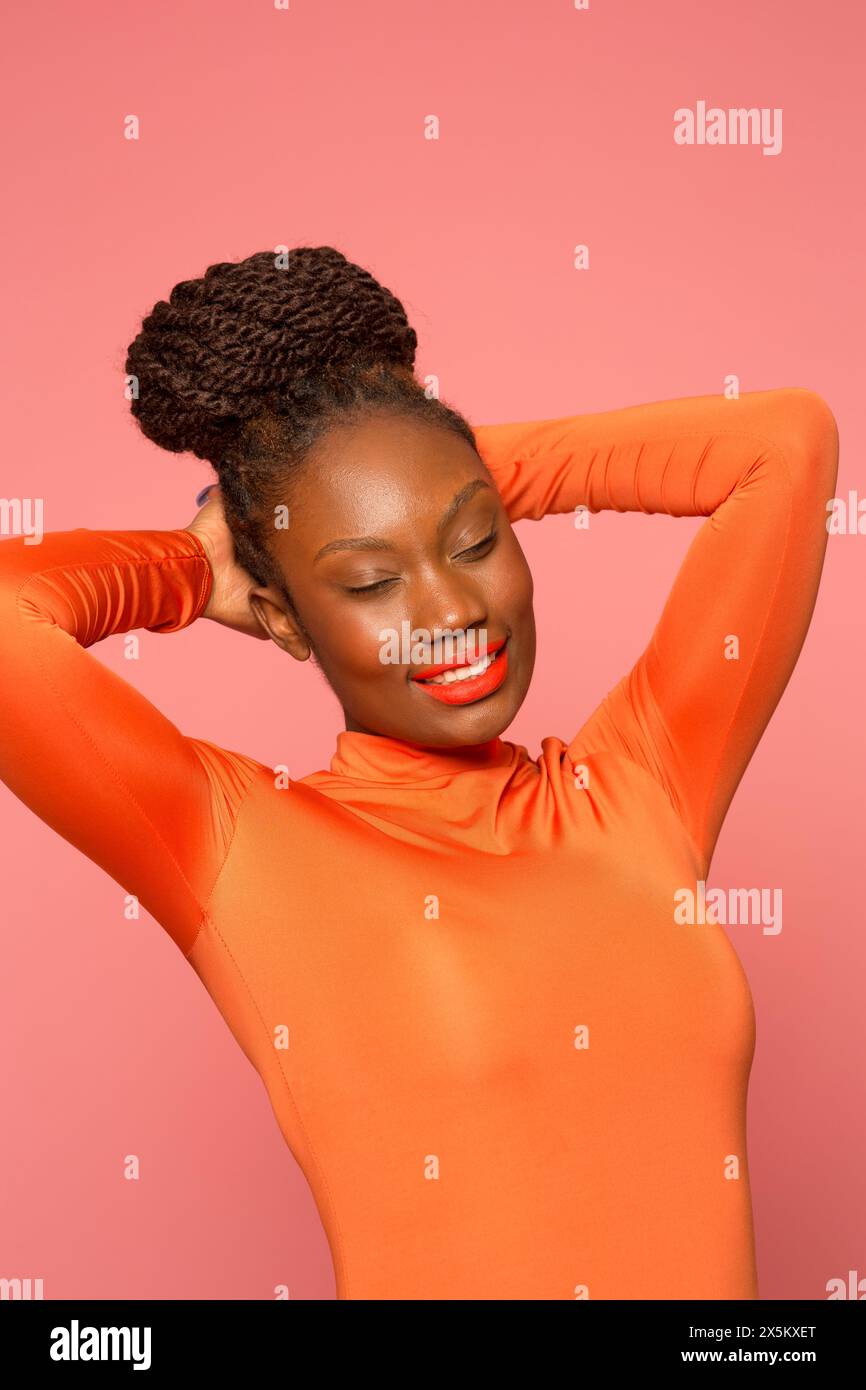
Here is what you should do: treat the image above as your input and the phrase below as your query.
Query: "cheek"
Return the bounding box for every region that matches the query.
[328,611,386,675]
[315,605,398,682]
[491,536,534,609]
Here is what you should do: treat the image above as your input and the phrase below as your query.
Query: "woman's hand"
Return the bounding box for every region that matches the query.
[184,485,270,640]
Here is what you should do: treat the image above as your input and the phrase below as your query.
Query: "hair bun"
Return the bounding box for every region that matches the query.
[125,246,418,464]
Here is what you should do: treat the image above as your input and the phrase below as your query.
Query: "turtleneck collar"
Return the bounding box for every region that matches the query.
[328,729,515,784]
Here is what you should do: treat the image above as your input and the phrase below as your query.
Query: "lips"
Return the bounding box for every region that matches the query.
[410,635,508,682]
[409,636,510,706]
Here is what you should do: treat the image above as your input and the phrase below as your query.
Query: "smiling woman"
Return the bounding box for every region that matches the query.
[122,247,537,748]
[240,404,535,744]
[0,245,839,1299]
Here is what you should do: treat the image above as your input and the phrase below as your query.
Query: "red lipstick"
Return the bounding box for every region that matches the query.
[410,636,507,681]
[410,636,509,705]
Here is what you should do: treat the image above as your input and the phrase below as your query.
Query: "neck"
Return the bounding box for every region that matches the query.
[329,726,514,783]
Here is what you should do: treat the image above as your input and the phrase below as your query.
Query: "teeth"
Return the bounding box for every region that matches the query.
[419,648,500,685]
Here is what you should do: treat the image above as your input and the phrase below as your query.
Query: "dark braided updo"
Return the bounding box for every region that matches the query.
[125,246,478,611]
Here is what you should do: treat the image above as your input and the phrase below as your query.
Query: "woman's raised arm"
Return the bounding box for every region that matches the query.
[474,387,839,877]
[0,525,262,955]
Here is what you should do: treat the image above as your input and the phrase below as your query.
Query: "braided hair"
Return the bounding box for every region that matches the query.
[125,247,477,616]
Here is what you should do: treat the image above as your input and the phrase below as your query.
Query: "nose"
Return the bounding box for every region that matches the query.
[411,569,489,662]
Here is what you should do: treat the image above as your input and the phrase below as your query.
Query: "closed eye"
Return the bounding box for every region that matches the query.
[459,528,497,558]
[345,576,399,595]
[345,530,498,596]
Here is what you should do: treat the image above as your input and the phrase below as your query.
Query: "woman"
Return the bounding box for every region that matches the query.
[0,246,838,1300]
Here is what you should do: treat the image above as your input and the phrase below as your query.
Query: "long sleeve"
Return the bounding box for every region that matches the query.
[0,527,263,955]
[473,387,839,877]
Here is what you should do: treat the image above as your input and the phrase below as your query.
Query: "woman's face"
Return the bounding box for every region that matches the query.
[251,411,536,749]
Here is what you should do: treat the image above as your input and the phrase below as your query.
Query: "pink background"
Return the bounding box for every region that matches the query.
[1,0,863,1300]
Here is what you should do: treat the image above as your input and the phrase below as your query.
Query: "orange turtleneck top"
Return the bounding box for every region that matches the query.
[0,387,838,1299]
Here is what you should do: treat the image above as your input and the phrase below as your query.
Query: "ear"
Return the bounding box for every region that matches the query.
[249,587,312,662]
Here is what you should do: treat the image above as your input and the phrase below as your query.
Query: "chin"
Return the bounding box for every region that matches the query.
[419,691,523,747]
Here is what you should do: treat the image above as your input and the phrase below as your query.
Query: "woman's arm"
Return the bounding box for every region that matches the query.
[0,526,262,955]
[473,387,839,877]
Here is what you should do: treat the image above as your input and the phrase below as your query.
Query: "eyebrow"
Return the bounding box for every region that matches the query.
[312,478,493,563]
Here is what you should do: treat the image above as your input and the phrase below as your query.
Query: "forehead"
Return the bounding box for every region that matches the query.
[291,412,487,538]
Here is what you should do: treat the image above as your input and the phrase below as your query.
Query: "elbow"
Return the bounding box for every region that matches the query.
[769,388,839,493]
[791,387,838,458]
